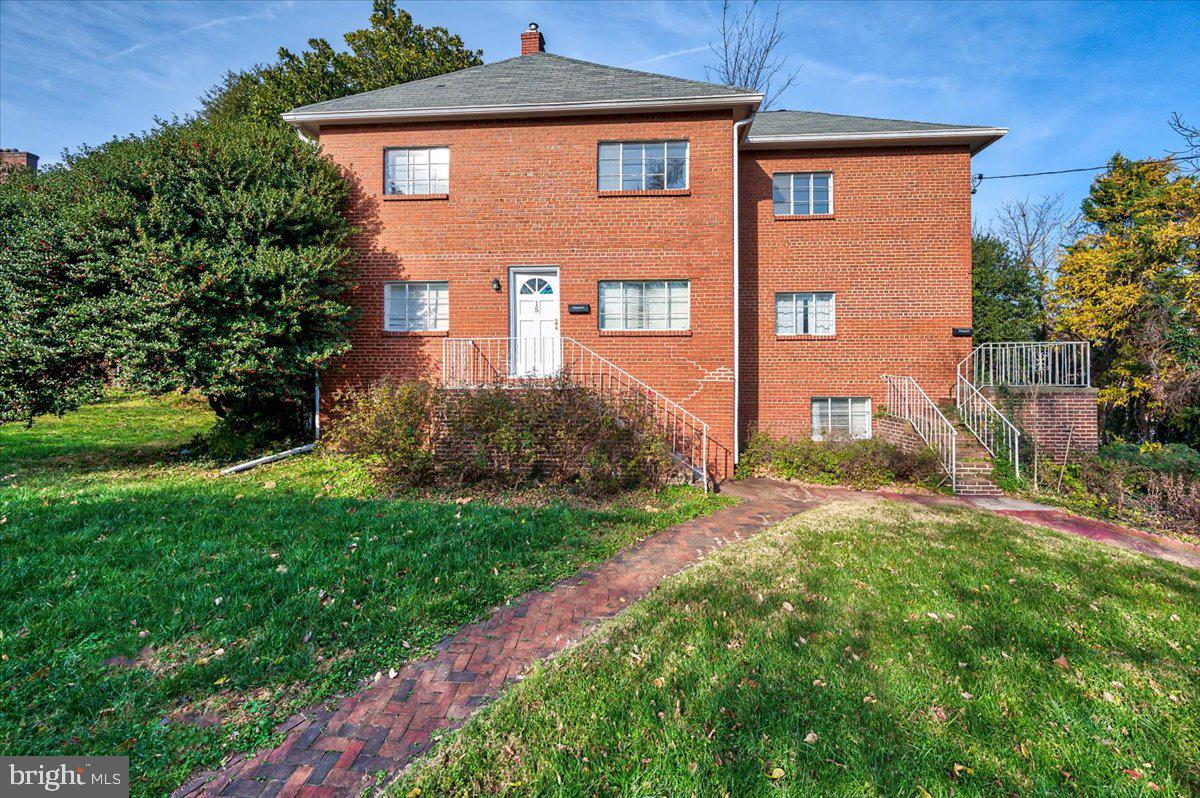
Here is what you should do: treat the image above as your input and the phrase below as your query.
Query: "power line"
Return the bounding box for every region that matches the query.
[971,155,1187,194]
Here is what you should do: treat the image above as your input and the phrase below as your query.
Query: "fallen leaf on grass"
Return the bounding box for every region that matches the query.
[767,767,784,780]
[782,602,794,613]
[1052,655,1070,670]
[803,732,819,744]
[1123,769,1142,780]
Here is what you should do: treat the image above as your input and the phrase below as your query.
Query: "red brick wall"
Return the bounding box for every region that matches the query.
[0,149,37,180]
[317,111,737,476]
[874,415,925,452]
[738,146,973,443]
[987,387,1100,461]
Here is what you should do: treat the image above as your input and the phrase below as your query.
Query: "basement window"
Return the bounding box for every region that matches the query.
[773,172,832,215]
[776,292,835,335]
[811,397,872,440]
[598,141,688,191]
[598,280,690,330]
[384,281,449,332]
[384,147,449,195]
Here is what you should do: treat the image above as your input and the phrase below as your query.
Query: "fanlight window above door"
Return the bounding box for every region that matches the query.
[520,277,554,295]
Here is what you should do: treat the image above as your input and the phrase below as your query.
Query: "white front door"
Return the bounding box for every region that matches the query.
[509,267,562,378]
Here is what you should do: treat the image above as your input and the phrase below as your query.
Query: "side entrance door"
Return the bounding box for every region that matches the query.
[509,266,562,378]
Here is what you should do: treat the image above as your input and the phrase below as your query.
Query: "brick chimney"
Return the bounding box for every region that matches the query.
[520,22,545,55]
[0,149,38,180]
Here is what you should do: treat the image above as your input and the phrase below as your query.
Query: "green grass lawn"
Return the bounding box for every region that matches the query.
[393,498,1200,797]
[0,393,729,797]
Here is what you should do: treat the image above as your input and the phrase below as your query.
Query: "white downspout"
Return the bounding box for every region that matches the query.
[732,117,752,465]
[219,373,321,476]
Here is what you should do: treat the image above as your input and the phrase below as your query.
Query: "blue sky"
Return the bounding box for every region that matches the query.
[1,0,1197,226]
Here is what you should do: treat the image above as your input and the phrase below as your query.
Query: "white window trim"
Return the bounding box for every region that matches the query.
[811,397,872,441]
[774,171,833,216]
[383,281,450,332]
[598,140,690,192]
[775,292,836,336]
[384,146,450,196]
[597,280,691,331]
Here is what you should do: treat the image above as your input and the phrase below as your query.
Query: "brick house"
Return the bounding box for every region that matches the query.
[284,25,1096,490]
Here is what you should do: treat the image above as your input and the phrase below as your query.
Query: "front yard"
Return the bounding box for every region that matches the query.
[0,393,728,796]
[395,499,1199,796]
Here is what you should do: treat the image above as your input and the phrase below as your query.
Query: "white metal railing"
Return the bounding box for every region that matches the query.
[960,341,1091,388]
[882,374,958,493]
[441,336,710,491]
[956,373,1023,480]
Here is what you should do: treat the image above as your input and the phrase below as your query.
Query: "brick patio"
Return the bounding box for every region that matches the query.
[174,479,828,798]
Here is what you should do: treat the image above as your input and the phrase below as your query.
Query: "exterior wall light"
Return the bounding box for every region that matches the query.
[491,278,502,292]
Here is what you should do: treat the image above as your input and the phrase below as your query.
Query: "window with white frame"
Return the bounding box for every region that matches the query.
[775,292,835,335]
[384,281,449,331]
[598,280,690,331]
[811,397,872,440]
[772,172,832,215]
[384,147,449,195]
[598,141,688,191]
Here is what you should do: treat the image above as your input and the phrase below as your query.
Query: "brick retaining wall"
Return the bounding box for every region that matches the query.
[986,386,1099,461]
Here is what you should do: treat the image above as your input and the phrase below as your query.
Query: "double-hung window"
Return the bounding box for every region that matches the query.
[775,292,835,336]
[598,141,688,191]
[773,172,832,215]
[811,397,872,440]
[384,147,449,195]
[598,280,690,331]
[384,281,449,332]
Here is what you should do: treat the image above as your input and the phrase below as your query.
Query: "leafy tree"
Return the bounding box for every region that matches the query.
[1053,154,1200,441]
[0,167,126,423]
[0,120,357,432]
[971,232,1042,343]
[202,1,483,127]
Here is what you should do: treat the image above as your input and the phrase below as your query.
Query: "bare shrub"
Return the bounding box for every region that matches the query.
[324,379,442,486]
[325,378,674,495]
[737,430,940,490]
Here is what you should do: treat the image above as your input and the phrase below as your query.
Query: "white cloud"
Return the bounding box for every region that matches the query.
[626,45,709,68]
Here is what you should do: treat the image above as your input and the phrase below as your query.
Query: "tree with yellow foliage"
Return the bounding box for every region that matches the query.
[1053,154,1199,442]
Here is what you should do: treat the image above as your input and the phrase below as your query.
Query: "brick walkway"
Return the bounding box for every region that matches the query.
[882,491,1200,570]
[174,479,826,798]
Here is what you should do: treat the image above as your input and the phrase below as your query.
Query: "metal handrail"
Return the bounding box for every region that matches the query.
[959,341,1091,388]
[881,374,958,493]
[442,336,710,491]
[956,373,1023,480]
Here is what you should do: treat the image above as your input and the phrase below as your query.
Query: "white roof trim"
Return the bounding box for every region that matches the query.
[742,127,1008,155]
[283,93,764,132]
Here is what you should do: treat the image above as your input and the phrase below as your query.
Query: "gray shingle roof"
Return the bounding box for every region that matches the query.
[288,53,757,116]
[747,110,993,138]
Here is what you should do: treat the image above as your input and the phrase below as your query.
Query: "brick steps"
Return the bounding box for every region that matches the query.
[935,399,1005,497]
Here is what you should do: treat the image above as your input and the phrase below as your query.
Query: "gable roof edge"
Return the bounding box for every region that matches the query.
[741,127,1009,155]
[282,92,764,131]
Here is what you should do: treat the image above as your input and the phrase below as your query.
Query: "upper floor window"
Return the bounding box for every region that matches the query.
[384,281,449,332]
[812,397,871,440]
[598,280,690,331]
[773,172,832,215]
[385,147,449,195]
[598,141,688,191]
[776,292,835,336]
